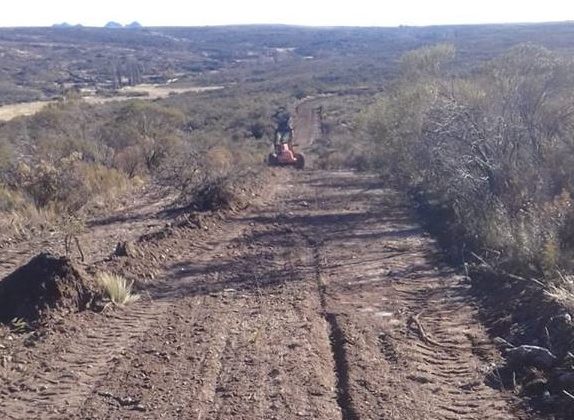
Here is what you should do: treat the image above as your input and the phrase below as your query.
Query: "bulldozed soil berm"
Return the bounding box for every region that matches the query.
[0,253,97,323]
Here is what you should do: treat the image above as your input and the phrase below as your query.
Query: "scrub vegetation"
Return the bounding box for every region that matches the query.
[360,43,574,293]
[2,22,574,418]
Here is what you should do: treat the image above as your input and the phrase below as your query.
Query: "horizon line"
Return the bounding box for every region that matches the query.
[0,19,573,30]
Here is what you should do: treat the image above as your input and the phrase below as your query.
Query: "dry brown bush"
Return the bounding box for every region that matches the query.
[0,82,279,242]
[158,143,256,212]
[365,43,574,281]
[187,175,237,211]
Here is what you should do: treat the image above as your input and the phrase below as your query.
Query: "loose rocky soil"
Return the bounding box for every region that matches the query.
[0,101,539,419]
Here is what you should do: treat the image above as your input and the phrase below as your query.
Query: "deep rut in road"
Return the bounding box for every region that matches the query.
[305,233,358,420]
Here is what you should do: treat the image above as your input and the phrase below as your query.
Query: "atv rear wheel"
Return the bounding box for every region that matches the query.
[294,153,305,170]
[267,153,278,166]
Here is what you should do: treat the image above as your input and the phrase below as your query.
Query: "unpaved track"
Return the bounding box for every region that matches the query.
[295,172,526,419]
[0,101,529,419]
[76,170,525,420]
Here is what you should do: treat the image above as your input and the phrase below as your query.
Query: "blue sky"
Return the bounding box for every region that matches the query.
[3,0,574,27]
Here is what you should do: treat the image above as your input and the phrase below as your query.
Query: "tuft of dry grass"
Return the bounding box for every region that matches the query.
[96,272,140,306]
[545,277,574,310]
[545,270,574,309]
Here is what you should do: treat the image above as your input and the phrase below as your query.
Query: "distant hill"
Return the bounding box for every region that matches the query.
[1,21,574,106]
[104,21,143,29]
[104,21,123,29]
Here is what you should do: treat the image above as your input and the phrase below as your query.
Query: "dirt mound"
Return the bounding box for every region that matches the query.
[0,253,97,323]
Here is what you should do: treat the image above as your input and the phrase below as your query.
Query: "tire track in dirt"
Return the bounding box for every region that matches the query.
[292,100,359,419]
[302,233,359,420]
[77,178,343,420]
[291,170,529,419]
[0,302,171,419]
[173,201,342,420]
[324,312,359,420]
[0,100,333,420]
[72,168,528,420]
[0,188,182,419]
[0,180,282,419]
[0,212,254,419]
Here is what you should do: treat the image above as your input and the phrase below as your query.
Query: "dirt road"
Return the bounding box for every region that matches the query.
[0,102,530,419]
[0,84,223,122]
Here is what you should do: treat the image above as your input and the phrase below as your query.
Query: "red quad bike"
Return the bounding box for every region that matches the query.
[268,138,305,170]
[267,109,305,170]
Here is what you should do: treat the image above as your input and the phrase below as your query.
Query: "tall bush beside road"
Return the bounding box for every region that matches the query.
[365,44,574,280]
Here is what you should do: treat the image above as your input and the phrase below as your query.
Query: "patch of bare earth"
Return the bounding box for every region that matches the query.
[12,168,524,420]
[0,186,173,280]
[295,171,530,419]
[0,175,278,419]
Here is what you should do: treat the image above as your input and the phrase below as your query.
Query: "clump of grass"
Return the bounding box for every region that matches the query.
[545,276,574,310]
[10,317,30,333]
[96,272,140,306]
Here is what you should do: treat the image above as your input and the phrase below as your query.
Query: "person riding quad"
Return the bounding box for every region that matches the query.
[267,106,304,169]
[272,107,293,143]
